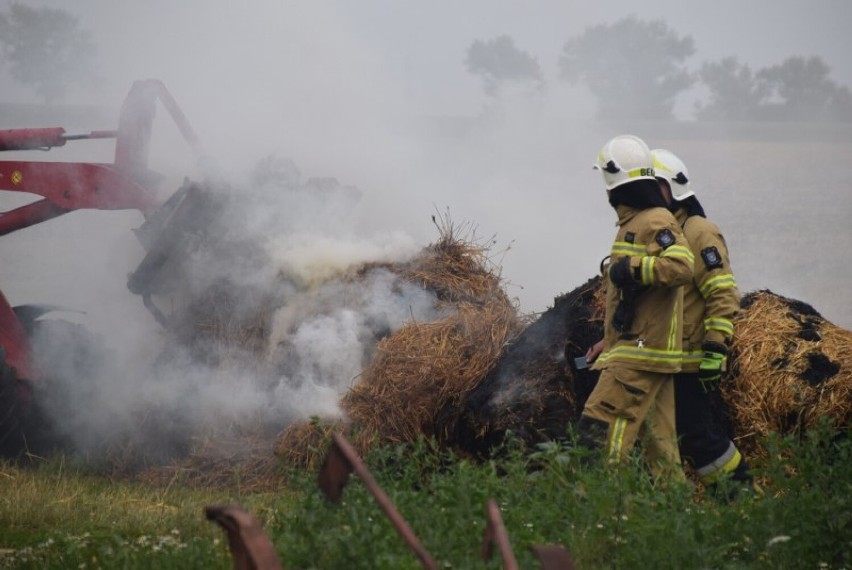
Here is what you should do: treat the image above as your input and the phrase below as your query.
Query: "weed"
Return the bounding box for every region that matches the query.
[1,425,850,568]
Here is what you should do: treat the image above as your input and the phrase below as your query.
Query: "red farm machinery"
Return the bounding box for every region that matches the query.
[0,79,212,456]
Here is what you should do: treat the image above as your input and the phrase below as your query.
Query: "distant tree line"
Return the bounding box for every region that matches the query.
[467,16,852,122]
[1,3,849,123]
[465,35,544,99]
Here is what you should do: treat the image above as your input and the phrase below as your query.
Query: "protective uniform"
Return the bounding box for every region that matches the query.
[653,148,754,492]
[579,135,694,477]
[676,211,738,374]
[672,208,753,487]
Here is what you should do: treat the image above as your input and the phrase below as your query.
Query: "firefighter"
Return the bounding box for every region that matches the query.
[578,135,694,479]
[651,148,756,495]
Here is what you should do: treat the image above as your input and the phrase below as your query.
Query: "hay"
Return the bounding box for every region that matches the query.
[272,224,524,465]
[133,199,852,481]
[136,432,282,492]
[451,276,602,456]
[172,279,274,364]
[343,299,519,445]
[561,275,606,410]
[274,418,382,470]
[451,280,852,461]
[726,290,852,455]
[341,230,523,448]
[275,419,334,470]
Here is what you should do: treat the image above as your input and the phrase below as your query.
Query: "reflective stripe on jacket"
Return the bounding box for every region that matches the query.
[593,205,694,374]
[675,209,741,372]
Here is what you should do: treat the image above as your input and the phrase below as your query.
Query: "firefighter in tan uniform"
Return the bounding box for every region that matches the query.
[578,135,694,478]
[652,149,755,494]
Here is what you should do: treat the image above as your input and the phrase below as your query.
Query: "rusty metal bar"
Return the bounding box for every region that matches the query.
[205,504,283,570]
[318,432,438,570]
[481,498,519,570]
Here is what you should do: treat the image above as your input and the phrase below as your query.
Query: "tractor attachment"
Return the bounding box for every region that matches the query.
[0,79,210,456]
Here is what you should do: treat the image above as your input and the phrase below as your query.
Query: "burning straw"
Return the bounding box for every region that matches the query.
[276,217,524,467]
[342,300,519,443]
[726,290,852,455]
[451,276,604,457]
[342,224,522,444]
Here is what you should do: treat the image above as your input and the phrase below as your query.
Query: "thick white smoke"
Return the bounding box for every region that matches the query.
[25,150,456,461]
[3,2,851,464]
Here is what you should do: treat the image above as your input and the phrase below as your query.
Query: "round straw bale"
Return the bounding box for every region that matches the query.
[726,290,852,456]
[340,229,523,452]
[273,227,523,462]
[343,295,520,448]
[450,276,604,457]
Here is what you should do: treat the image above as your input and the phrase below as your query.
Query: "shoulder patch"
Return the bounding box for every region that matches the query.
[625,231,635,244]
[655,229,675,249]
[701,246,723,269]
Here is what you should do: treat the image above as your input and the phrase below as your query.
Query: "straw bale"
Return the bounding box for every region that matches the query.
[725,290,852,455]
[451,276,603,456]
[452,280,852,461]
[343,298,519,446]
[341,231,523,445]
[273,227,523,463]
[396,238,500,303]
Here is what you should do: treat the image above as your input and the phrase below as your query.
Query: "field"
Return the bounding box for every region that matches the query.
[1,424,850,569]
[2,104,851,568]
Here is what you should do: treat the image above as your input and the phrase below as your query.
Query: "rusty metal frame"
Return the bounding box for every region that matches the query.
[207,431,577,570]
[318,432,439,570]
[481,498,519,569]
[205,504,283,570]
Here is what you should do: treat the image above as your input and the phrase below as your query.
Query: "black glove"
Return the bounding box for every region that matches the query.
[612,300,635,333]
[608,257,634,288]
[611,281,649,333]
[698,341,728,392]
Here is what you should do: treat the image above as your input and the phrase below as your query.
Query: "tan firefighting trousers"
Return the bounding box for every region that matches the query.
[582,365,684,480]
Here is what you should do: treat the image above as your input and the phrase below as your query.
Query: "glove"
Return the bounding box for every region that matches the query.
[698,341,728,391]
[608,257,634,288]
[612,300,635,333]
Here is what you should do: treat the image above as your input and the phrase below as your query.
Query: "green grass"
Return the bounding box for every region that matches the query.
[1,423,850,569]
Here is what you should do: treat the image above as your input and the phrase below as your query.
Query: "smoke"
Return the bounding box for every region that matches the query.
[23,147,457,462]
[3,2,852,465]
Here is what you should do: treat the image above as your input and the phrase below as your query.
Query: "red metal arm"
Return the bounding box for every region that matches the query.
[0,128,67,151]
[0,291,34,385]
[0,79,202,235]
[0,80,202,390]
[0,160,160,234]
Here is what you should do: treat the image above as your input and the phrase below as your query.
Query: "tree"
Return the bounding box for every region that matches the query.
[757,55,852,122]
[695,57,768,121]
[0,3,97,104]
[696,55,852,122]
[465,35,544,98]
[558,16,695,121]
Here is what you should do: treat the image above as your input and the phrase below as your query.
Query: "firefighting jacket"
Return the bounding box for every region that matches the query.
[674,208,741,372]
[593,205,695,374]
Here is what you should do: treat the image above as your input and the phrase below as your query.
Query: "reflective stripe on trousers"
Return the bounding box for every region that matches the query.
[696,441,741,484]
[607,417,629,462]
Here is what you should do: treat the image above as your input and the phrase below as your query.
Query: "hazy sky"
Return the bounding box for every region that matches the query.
[4,1,852,113]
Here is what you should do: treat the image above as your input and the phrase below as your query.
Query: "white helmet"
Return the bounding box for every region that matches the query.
[652,148,693,201]
[593,134,656,191]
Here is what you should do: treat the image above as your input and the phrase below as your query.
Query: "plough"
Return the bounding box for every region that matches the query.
[206,432,576,569]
